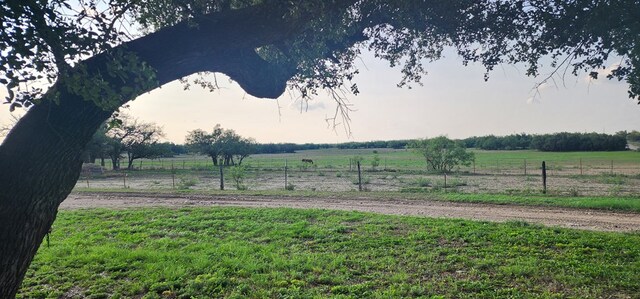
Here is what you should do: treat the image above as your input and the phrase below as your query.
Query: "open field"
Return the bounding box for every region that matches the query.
[114,148,640,175]
[19,207,640,298]
[79,148,640,197]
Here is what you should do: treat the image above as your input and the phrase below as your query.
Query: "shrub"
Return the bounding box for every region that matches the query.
[408,136,475,173]
[177,177,198,190]
[230,165,248,190]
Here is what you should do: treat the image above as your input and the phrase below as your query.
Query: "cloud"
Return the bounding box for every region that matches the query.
[289,98,327,112]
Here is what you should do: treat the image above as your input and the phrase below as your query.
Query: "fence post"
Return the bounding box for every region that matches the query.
[219,161,224,190]
[349,158,352,172]
[183,160,185,170]
[611,160,614,175]
[139,159,143,170]
[542,161,547,194]
[444,172,447,190]
[86,170,90,188]
[580,158,583,175]
[123,172,127,189]
[171,162,175,189]
[357,161,362,191]
[473,160,476,174]
[284,159,288,189]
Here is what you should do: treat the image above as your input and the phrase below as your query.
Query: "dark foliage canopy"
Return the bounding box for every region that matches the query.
[463,132,628,151]
[2,0,640,114]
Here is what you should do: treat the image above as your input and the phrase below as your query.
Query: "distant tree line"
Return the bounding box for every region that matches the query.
[623,130,640,143]
[336,140,410,149]
[254,143,334,154]
[252,140,410,154]
[462,132,628,152]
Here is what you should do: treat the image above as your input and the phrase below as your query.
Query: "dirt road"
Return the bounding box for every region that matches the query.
[62,192,640,232]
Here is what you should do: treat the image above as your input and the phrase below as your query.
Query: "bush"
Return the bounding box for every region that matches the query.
[409,136,475,173]
[229,165,248,190]
[371,154,381,170]
[177,177,198,190]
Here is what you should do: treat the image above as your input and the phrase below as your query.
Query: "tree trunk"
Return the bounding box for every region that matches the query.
[0,93,112,297]
[127,153,135,170]
[0,3,338,296]
[111,155,120,170]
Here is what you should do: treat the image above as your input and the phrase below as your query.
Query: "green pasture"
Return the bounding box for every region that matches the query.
[19,207,640,298]
[125,148,640,174]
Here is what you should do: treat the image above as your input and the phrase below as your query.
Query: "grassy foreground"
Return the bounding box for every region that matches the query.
[20,207,640,298]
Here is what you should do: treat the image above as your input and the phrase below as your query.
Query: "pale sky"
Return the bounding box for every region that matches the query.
[1,49,638,144]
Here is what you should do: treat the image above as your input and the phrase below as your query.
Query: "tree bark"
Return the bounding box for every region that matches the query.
[127,153,135,170]
[0,3,329,296]
[0,93,112,298]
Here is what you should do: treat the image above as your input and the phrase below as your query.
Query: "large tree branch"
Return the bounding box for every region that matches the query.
[121,3,311,98]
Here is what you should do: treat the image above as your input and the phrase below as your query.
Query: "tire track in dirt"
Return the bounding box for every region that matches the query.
[62,192,640,232]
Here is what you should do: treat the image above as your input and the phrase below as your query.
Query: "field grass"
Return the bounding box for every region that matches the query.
[19,207,640,298]
[126,148,640,174]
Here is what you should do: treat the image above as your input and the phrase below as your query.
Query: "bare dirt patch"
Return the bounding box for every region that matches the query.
[62,192,640,233]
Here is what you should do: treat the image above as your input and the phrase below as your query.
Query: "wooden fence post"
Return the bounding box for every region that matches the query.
[542,161,547,194]
[611,160,614,175]
[443,172,447,190]
[524,159,527,176]
[284,159,288,190]
[171,162,175,189]
[357,161,362,191]
[580,158,583,175]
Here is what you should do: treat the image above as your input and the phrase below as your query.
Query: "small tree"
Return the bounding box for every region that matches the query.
[186,125,225,166]
[229,164,248,190]
[371,154,381,170]
[409,136,475,173]
[105,115,164,170]
[186,125,256,166]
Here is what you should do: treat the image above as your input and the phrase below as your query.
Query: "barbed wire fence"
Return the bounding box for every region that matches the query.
[79,154,640,196]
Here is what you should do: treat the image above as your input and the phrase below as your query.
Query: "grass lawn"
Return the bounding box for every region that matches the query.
[19,207,640,298]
